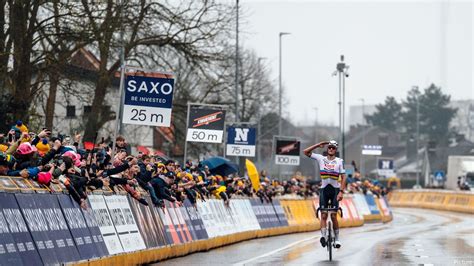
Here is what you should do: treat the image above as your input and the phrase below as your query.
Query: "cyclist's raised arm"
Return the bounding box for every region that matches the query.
[303,141,329,157]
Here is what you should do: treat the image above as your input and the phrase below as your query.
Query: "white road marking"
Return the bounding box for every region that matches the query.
[232,235,318,266]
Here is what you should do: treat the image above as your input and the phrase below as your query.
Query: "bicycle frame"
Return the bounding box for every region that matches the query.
[316,206,343,261]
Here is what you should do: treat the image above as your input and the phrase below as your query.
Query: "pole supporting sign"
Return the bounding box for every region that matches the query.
[122,70,175,127]
[226,126,256,157]
[274,137,300,166]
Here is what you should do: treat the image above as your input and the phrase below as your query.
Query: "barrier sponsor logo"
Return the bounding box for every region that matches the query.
[87,195,123,255]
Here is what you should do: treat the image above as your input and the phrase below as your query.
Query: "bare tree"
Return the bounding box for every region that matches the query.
[79,0,233,142]
[39,1,91,129]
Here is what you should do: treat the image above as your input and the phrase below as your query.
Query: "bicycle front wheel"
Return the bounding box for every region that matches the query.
[328,228,332,261]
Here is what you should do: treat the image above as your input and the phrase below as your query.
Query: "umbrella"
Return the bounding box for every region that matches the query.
[201,156,239,176]
[245,159,260,192]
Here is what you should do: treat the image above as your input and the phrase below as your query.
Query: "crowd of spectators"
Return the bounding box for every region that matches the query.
[0,121,391,210]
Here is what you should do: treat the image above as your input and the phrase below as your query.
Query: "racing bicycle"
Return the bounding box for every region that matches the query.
[316,204,343,262]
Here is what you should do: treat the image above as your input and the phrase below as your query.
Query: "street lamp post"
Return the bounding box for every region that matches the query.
[278,32,290,137]
[414,86,421,188]
[257,57,266,168]
[278,32,290,182]
[235,0,240,123]
[333,55,349,161]
[359,98,365,178]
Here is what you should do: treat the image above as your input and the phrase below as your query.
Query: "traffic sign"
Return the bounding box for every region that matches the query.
[434,170,445,181]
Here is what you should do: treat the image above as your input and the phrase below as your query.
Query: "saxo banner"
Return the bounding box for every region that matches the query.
[122,71,175,127]
[186,106,226,143]
[275,139,301,166]
[226,126,257,157]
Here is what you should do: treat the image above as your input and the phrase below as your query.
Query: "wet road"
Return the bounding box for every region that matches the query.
[157,208,474,265]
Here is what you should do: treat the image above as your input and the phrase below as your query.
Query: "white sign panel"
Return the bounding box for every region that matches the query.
[87,195,123,255]
[362,145,383,155]
[103,195,146,252]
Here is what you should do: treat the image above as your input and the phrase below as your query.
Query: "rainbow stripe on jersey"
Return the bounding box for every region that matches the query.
[320,170,340,180]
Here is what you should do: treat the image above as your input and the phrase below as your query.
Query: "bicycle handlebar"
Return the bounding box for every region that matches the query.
[316,207,343,219]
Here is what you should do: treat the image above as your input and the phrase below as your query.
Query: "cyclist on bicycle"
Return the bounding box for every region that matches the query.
[304,140,346,248]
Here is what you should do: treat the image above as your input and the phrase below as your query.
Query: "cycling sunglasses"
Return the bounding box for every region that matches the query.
[328,146,337,150]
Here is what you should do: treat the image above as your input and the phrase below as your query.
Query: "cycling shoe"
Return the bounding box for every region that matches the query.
[320,237,327,248]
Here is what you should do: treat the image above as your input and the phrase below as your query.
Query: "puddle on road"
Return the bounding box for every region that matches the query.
[438,237,474,257]
[371,237,411,265]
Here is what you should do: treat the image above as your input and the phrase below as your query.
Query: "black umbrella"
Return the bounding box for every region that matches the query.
[201,156,239,176]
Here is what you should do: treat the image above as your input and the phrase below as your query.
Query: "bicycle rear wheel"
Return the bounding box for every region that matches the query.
[328,227,332,261]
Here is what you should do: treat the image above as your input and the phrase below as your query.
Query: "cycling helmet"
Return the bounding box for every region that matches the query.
[328,140,338,148]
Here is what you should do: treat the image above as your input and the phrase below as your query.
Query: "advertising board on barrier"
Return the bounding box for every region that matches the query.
[184,200,208,240]
[177,203,197,240]
[57,194,102,260]
[147,204,174,245]
[0,203,23,265]
[272,200,289,227]
[81,202,109,258]
[122,71,175,127]
[0,193,41,265]
[128,196,167,248]
[226,126,257,157]
[169,202,193,243]
[15,194,80,264]
[352,194,372,216]
[87,195,123,255]
[275,139,301,165]
[378,197,391,216]
[186,106,226,143]
[103,195,146,252]
[364,195,381,215]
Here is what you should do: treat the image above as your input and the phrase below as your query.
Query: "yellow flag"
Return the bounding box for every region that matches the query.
[245,159,260,192]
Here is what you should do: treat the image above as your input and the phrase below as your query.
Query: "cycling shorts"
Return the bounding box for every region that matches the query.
[319,184,340,209]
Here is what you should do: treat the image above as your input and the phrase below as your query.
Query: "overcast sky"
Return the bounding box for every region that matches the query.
[237,0,473,126]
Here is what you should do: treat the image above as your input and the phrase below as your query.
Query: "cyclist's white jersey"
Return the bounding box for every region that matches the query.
[310,153,345,188]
